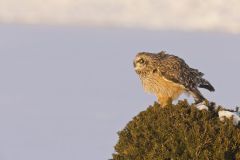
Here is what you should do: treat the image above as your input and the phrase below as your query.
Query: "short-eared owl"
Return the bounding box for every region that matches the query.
[133,51,215,107]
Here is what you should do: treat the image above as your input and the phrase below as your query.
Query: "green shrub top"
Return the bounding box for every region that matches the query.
[112,100,240,160]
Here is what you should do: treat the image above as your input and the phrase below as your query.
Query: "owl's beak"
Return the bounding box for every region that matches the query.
[133,61,136,68]
[134,61,141,74]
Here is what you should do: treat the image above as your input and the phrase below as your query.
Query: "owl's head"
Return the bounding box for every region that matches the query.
[133,52,157,74]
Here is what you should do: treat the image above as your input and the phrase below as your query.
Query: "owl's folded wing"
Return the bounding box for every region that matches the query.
[157,55,202,90]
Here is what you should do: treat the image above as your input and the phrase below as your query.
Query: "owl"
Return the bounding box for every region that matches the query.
[133,51,215,107]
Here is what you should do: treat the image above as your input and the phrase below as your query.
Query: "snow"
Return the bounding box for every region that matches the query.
[218,110,240,126]
[196,103,209,111]
[195,103,240,125]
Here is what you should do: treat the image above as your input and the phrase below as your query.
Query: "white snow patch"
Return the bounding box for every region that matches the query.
[218,111,240,126]
[196,103,209,111]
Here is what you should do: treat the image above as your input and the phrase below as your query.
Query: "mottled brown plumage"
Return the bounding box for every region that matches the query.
[133,51,215,107]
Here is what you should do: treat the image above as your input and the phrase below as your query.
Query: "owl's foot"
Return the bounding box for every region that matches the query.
[158,97,172,108]
[159,103,168,108]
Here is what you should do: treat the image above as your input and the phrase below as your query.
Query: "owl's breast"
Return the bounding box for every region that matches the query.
[140,73,186,99]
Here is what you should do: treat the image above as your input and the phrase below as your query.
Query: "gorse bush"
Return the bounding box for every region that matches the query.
[112,100,240,160]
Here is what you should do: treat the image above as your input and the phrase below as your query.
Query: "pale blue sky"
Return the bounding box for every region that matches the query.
[0,24,239,160]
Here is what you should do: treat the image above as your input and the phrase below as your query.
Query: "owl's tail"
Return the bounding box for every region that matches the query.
[198,78,215,92]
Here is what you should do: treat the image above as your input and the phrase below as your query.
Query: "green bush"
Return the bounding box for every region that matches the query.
[112,100,240,160]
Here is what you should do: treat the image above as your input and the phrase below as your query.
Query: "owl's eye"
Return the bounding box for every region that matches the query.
[138,59,145,64]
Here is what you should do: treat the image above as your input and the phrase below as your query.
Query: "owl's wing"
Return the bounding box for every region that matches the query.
[157,54,203,89]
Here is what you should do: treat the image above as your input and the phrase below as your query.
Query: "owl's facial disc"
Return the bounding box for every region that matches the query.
[134,57,147,73]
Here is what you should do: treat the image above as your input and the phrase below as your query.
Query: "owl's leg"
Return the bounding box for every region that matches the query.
[190,88,206,104]
[157,95,172,107]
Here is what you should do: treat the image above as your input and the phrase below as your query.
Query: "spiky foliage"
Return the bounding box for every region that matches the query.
[112,100,240,160]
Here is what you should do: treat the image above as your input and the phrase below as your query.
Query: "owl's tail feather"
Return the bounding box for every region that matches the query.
[198,78,215,92]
